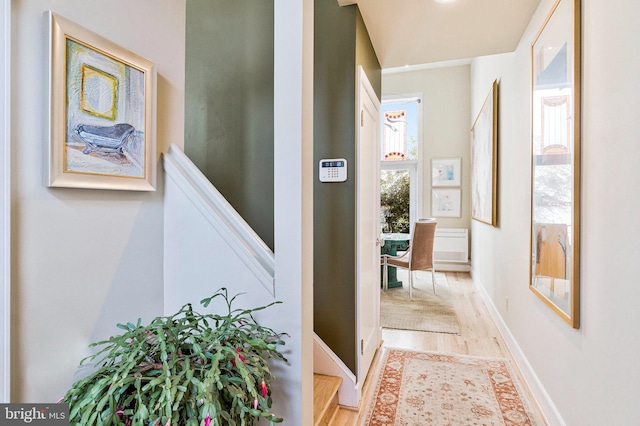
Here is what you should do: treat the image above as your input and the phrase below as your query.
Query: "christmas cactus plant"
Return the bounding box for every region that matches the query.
[62,288,287,426]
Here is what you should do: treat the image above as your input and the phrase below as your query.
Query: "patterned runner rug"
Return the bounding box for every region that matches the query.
[380,272,460,334]
[363,348,539,425]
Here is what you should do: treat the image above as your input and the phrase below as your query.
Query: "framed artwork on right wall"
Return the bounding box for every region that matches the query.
[529,0,581,329]
[471,79,498,226]
[432,188,461,218]
[432,157,461,187]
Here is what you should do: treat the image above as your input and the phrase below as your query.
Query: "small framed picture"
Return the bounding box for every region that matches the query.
[48,11,157,191]
[432,158,461,187]
[432,188,461,218]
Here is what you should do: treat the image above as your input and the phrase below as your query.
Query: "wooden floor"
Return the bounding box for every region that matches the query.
[330,271,548,425]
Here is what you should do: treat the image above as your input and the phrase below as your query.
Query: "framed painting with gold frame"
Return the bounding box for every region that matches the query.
[48,11,156,191]
[529,0,581,328]
[471,80,498,226]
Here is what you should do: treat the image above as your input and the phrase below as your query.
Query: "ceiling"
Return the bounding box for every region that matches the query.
[339,0,541,70]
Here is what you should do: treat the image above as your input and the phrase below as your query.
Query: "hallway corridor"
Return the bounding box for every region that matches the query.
[331,271,547,425]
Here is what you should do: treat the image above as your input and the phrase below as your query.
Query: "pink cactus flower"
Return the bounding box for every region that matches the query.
[254,398,258,410]
[204,414,212,426]
[231,347,245,366]
[260,381,268,398]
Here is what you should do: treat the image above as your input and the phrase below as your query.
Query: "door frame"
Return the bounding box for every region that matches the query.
[1,0,11,403]
[355,66,381,394]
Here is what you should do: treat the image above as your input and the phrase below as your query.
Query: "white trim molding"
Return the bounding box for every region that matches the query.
[313,333,359,408]
[274,0,315,422]
[1,0,11,403]
[163,145,275,295]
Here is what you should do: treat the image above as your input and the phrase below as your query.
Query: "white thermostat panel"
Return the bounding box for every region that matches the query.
[319,158,347,182]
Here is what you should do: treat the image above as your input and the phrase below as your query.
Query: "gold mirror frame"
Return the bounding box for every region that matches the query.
[529,0,581,328]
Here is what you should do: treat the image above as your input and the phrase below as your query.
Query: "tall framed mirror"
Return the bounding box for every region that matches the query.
[530,0,581,328]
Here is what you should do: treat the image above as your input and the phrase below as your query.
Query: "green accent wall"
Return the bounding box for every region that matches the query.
[185,0,275,250]
[314,1,381,375]
[185,0,380,376]
[356,11,381,100]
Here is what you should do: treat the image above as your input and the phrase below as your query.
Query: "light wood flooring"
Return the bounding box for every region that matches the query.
[329,271,548,425]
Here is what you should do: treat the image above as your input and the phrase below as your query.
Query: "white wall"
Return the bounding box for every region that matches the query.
[382,65,471,230]
[11,0,185,402]
[471,0,640,423]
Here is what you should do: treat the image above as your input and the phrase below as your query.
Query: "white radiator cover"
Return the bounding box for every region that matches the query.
[434,228,469,263]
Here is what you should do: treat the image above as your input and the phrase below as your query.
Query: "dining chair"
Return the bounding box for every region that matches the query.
[382,219,437,299]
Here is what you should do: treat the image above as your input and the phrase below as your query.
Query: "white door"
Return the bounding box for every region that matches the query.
[356,66,381,391]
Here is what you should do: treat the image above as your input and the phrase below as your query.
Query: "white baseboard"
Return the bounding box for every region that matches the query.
[470,270,565,426]
[313,333,359,408]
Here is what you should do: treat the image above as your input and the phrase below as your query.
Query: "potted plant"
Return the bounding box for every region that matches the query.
[62,288,287,426]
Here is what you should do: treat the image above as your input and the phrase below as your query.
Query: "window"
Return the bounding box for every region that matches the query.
[381,100,419,161]
[380,95,422,234]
